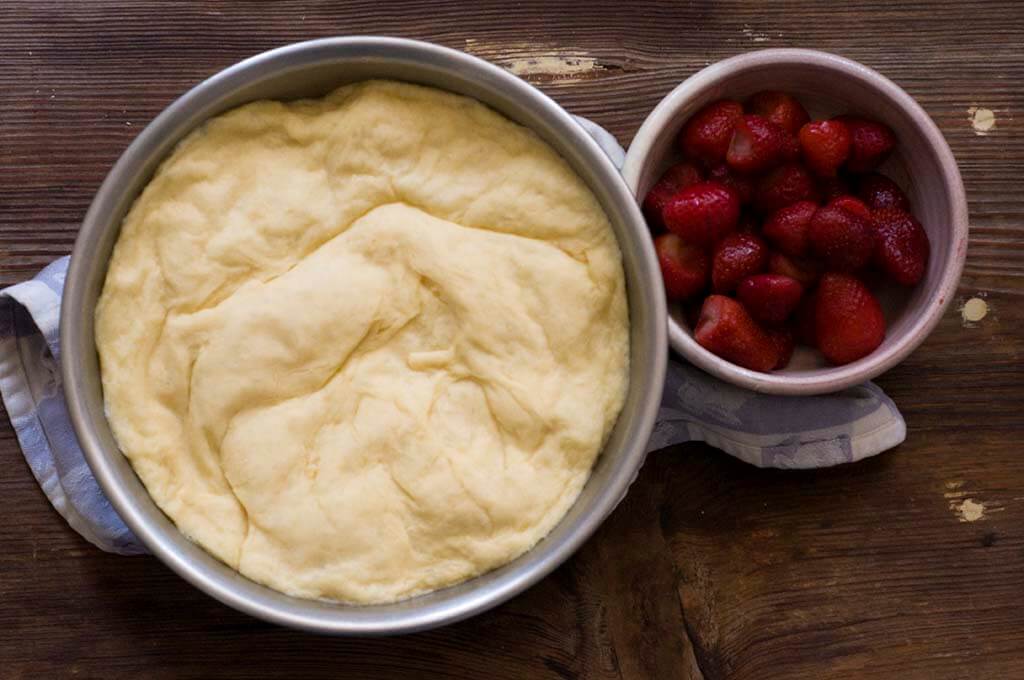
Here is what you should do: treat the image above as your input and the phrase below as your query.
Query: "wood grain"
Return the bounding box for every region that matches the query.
[1,1,1023,678]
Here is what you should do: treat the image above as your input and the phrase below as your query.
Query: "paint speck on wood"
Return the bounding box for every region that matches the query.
[967,106,997,135]
[960,296,990,326]
[953,498,986,522]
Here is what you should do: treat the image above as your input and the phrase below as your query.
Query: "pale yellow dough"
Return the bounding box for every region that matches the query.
[96,80,629,604]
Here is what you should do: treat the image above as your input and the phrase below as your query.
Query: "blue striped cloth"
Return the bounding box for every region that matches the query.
[0,121,904,556]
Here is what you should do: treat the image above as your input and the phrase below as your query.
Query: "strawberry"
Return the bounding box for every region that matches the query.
[763,200,818,257]
[768,326,796,369]
[754,163,819,214]
[872,208,930,286]
[826,195,871,220]
[818,175,851,202]
[737,274,804,324]
[798,119,851,177]
[836,116,897,172]
[680,100,744,164]
[694,295,780,372]
[748,91,810,135]
[726,114,791,174]
[642,162,704,230]
[815,273,886,365]
[808,202,874,272]
[654,233,710,300]
[663,181,740,246]
[794,290,819,347]
[711,232,768,293]
[857,172,911,212]
[708,163,755,205]
[768,251,820,288]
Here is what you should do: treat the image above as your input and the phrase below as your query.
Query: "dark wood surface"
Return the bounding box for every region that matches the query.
[2,2,1022,678]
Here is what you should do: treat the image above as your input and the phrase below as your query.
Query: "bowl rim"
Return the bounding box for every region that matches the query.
[622,48,969,395]
[60,36,666,634]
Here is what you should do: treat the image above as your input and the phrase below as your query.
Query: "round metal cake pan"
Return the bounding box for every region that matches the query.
[61,36,667,634]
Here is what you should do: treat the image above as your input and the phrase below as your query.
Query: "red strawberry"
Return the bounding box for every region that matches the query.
[694,295,780,372]
[808,203,874,272]
[726,114,791,174]
[654,233,709,300]
[872,208,930,285]
[763,200,818,257]
[754,163,819,214]
[680,100,744,164]
[642,162,704,230]
[748,91,810,135]
[708,164,755,205]
[857,172,911,212]
[798,119,851,177]
[794,290,818,347]
[768,327,796,369]
[768,251,820,288]
[663,181,740,246]
[818,175,851,202]
[836,116,897,172]
[711,232,768,293]
[826,195,871,220]
[815,273,886,365]
[737,274,804,324]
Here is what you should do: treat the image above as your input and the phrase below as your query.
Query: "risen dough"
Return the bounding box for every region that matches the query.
[96,80,629,603]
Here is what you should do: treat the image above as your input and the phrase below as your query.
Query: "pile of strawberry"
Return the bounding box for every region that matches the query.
[645,91,929,372]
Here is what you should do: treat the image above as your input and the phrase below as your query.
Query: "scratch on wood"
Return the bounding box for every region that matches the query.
[464,39,604,82]
[742,24,772,42]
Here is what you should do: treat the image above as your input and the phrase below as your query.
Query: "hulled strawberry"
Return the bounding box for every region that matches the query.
[798,119,851,177]
[857,172,911,212]
[754,163,819,215]
[815,273,886,365]
[711,232,768,293]
[726,114,792,174]
[736,274,804,324]
[663,181,741,246]
[808,199,875,272]
[654,233,710,300]
[694,295,780,372]
[680,100,744,164]
[826,195,871,220]
[763,200,818,257]
[873,208,930,285]
[748,91,810,135]
[836,115,897,172]
[642,161,704,230]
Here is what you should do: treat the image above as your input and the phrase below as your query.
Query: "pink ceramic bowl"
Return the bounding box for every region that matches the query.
[621,49,968,395]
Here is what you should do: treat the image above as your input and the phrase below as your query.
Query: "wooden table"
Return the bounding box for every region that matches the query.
[2,2,1021,678]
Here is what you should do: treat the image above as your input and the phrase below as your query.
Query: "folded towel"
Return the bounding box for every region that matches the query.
[0,120,904,556]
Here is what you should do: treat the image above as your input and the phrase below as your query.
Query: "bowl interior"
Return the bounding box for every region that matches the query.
[628,52,965,392]
[63,38,665,633]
